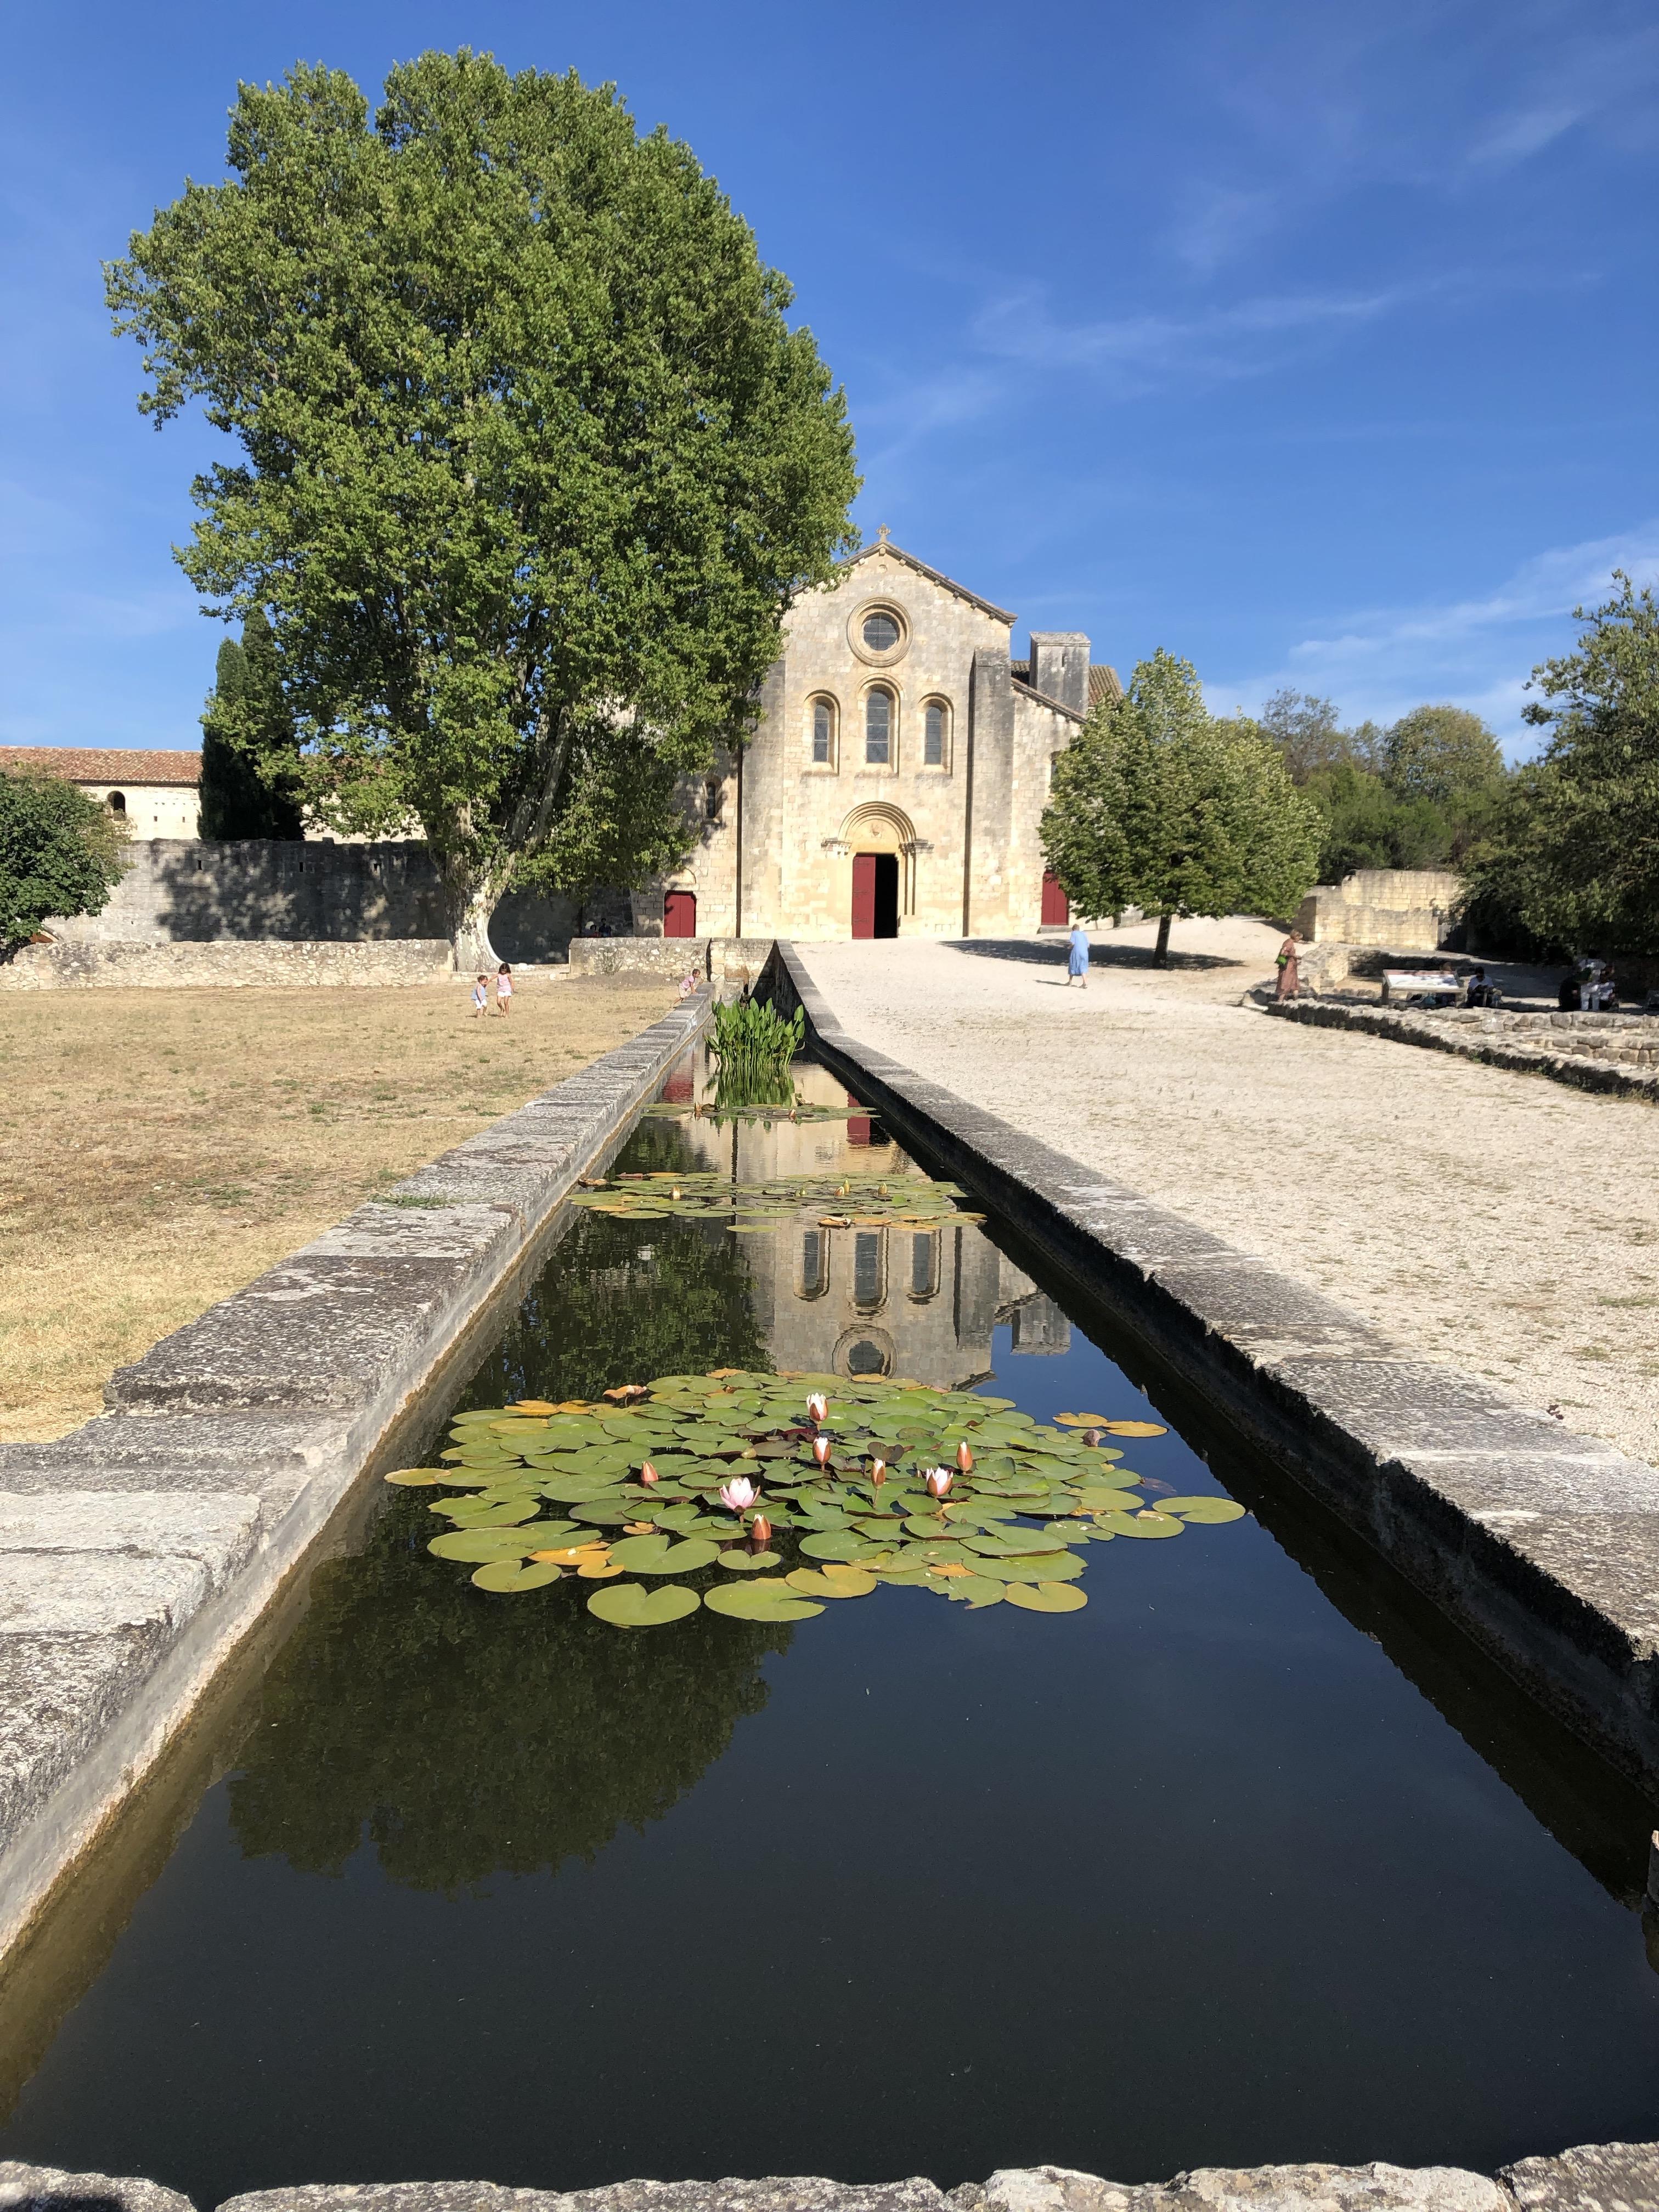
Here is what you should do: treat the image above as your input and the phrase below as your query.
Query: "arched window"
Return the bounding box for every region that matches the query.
[810,697,836,766]
[798,1228,828,1300]
[923,702,947,767]
[107,791,126,815]
[853,1228,886,1308]
[865,689,893,766]
[909,1231,940,1301]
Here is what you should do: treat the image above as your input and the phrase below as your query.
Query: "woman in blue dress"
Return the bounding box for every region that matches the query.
[1066,921,1090,989]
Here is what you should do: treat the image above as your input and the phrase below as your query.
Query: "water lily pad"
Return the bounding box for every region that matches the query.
[383,1466,446,1486]
[587,1582,702,1627]
[948,1574,1006,1607]
[471,1559,565,1593]
[786,1568,877,1599]
[569,1503,633,1526]
[969,1549,1087,1581]
[718,1549,783,1571]
[1100,1420,1167,1437]
[1159,1496,1246,1523]
[703,1582,823,1621]
[428,1530,538,1562]
[1005,1581,1088,1612]
[608,1533,720,1574]
[800,1530,867,1561]
[1099,1510,1183,1538]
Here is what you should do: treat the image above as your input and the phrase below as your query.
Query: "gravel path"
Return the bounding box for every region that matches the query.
[798,924,1659,1470]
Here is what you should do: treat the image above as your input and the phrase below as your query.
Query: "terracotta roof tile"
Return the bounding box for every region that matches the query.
[1088,664,1122,707]
[0,747,201,787]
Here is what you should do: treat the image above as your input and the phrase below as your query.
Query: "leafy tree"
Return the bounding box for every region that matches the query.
[1470,572,1659,956]
[516,717,697,936]
[1301,760,1456,879]
[199,607,304,840]
[1042,650,1322,964]
[1383,703,1504,806]
[107,52,860,964]
[1260,689,1387,782]
[0,770,130,956]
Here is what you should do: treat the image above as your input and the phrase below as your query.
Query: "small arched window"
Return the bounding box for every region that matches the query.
[798,1228,828,1300]
[107,791,126,815]
[865,689,893,766]
[811,698,835,766]
[923,702,947,767]
[853,1228,886,1308]
[909,1231,940,1301]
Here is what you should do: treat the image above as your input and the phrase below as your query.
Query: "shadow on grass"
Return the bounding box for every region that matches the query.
[945,936,1243,974]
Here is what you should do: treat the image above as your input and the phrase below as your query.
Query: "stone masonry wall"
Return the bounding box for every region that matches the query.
[1294,870,1463,951]
[0,940,455,990]
[47,840,584,962]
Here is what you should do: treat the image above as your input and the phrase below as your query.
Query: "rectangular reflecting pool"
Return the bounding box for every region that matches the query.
[2,1053,1658,2207]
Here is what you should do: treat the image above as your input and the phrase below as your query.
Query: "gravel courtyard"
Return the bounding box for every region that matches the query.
[798,924,1659,1471]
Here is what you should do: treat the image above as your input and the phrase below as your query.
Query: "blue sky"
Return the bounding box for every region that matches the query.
[3,0,1656,759]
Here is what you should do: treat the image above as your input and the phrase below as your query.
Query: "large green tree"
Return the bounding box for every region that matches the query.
[1041,650,1322,964]
[107,51,859,963]
[1465,572,1659,956]
[0,771,130,957]
[1383,703,1505,806]
[200,606,305,840]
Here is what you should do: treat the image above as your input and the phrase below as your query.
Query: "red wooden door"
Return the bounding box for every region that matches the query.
[851,853,877,939]
[1041,871,1069,926]
[663,890,697,938]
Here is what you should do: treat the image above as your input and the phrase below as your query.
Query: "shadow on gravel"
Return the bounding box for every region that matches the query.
[946,936,1242,973]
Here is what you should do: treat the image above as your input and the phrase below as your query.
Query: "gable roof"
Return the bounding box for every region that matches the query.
[838,538,1016,625]
[1007,663,1124,720]
[0,747,201,787]
[1010,676,1086,726]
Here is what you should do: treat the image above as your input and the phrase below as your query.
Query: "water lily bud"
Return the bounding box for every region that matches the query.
[870,1457,887,1487]
[812,1434,832,1467]
[750,1515,773,1546]
[640,1462,659,1486]
[956,1441,974,1472]
[925,1467,953,1499]
[806,1391,828,1426]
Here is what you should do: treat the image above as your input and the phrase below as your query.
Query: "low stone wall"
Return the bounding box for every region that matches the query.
[761,942,1659,1796]
[569,937,776,992]
[0,992,709,1968]
[3,2143,1654,2212]
[0,939,455,989]
[1267,999,1659,1104]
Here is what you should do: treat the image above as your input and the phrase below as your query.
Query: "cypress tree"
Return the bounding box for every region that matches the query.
[199,609,304,839]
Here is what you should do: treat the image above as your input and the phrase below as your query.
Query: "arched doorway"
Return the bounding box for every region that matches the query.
[663,889,697,938]
[840,804,915,940]
[851,853,898,939]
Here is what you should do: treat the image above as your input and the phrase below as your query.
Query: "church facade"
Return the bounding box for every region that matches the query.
[635,536,1119,942]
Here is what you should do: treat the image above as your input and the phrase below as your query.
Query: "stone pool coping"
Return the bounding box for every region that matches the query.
[5,2144,1657,2212]
[760,943,1659,1797]
[0,989,710,1968]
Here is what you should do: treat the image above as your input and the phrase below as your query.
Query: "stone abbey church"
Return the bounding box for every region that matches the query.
[637,535,1120,943]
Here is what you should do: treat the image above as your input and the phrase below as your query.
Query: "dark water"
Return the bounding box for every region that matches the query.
[3,1058,1658,2205]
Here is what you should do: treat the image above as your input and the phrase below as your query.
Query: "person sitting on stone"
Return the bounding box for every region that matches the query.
[1464,966,1499,1008]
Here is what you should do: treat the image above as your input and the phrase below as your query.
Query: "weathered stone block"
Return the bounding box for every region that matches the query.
[0,2160,195,2212]
[1499,2141,1659,2212]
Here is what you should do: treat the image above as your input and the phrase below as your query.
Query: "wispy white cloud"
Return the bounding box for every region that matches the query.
[1203,523,1659,749]
[1466,104,1585,169]
[972,281,1409,392]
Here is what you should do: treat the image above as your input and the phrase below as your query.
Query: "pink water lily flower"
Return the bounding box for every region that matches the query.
[811,1435,832,1467]
[925,1467,953,1499]
[719,1475,758,1514]
[806,1392,828,1426]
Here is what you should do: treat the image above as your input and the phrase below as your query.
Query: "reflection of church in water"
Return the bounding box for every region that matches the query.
[674,1067,1069,1390]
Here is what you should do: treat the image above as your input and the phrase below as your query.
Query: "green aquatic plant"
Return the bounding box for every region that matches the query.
[392,1369,1246,1629]
[569,1165,980,1233]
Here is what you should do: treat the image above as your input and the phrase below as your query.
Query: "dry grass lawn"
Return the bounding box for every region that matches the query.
[0,973,680,1444]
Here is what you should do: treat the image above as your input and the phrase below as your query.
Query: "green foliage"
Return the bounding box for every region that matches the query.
[0,771,130,956]
[512,716,696,924]
[1487,572,1659,955]
[199,607,304,840]
[1300,760,1460,879]
[1041,651,1321,956]
[708,997,804,1104]
[395,1365,1244,1635]
[1383,704,1505,806]
[107,51,860,960]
